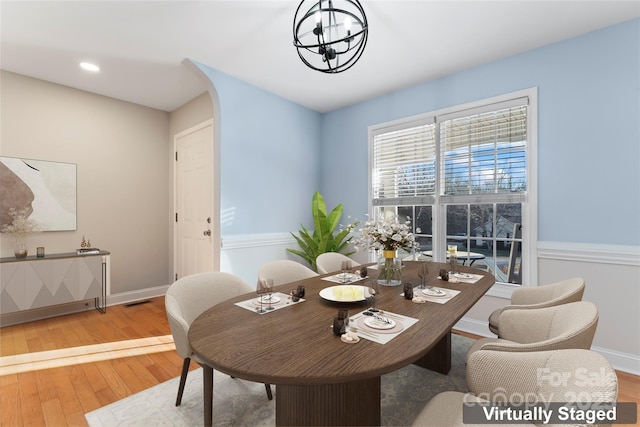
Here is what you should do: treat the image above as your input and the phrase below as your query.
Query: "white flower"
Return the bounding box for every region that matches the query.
[355,217,420,252]
[1,207,41,241]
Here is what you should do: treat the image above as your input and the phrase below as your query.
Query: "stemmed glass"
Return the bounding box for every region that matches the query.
[264,279,275,310]
[256,278,275,313]
[256,279,268,313]
[364,278,380,315]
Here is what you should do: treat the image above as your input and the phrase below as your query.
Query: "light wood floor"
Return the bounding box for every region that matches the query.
[0,297,638,426]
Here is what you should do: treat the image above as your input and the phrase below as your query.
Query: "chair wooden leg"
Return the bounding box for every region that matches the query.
[265,383,273,400]
[176,357,191,406]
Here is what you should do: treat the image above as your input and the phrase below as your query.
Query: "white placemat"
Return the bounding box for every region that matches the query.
[234,292,304,314]
[347,310,418,344]
[446,272,484,284]
[404,286,460,304]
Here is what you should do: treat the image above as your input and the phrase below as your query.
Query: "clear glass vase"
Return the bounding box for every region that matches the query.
[377,250,402,286]
[14,238,28,258]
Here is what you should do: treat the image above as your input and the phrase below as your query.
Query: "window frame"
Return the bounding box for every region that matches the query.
[367,88,538,298]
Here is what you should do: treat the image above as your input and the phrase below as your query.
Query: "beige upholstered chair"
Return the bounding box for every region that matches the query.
[489,277,585,336]
[316,252,361,274]
[257,259,318,285]
[468,301,598,363]
[412,349,618,426]
[165,272,272,406]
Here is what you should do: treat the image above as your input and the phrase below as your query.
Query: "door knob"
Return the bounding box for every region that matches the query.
[203,230,212,236]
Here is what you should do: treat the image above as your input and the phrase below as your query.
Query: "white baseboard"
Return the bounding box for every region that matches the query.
[105,284,170,306]
[454,316,640,375]
[0,285,170,327]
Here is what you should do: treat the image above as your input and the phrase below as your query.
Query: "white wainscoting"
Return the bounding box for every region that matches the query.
[536,241,640,374]
[220,233,302,286]
[460,242,639,374]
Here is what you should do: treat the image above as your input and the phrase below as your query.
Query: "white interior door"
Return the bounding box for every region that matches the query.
[174,120,214,279]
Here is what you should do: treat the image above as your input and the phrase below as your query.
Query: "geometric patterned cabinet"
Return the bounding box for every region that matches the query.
[0,251,110,315]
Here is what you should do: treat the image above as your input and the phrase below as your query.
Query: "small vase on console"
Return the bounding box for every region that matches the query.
[14,238,28,258]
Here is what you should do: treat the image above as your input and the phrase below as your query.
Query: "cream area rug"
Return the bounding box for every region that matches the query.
[85,334,473,427]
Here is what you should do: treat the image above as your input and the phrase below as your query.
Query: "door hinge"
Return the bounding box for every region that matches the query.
[175,212,178,222]
[175,152,178,161]
[175,273,178,280]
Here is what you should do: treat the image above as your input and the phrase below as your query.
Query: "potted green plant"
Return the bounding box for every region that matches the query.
[287,192,358,271]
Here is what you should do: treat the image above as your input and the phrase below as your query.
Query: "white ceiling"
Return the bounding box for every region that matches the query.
[1,1,638,113]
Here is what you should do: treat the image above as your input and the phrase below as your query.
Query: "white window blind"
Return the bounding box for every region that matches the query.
[372,122,436,204]
[441,104,527,195]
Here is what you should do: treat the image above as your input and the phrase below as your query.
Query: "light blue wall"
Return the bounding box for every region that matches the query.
[321,18,640,246]
[190,63,322,235]
[190,19,639,245]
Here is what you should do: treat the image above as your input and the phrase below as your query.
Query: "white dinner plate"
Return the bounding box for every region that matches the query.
[421,288,447,298]
[255,295,281,304]
[364,316,396,330]
[319,285,366,302]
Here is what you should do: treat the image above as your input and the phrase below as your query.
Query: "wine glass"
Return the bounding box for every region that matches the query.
[256,279,268,314]
[263,278,275,311]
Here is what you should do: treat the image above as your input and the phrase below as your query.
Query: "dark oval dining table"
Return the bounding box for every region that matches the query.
[189,261,494,426]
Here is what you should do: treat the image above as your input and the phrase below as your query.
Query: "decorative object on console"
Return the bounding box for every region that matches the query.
[77,235,100,255]
[293,0,368,73]
[1,207,41,258]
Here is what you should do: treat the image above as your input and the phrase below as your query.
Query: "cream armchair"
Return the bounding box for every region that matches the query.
[469,301,598,363]
[412,349,618,426]
[257,259,318,285]
[316,252,361,274]
[489,277,585,336]
[165,272,273,406]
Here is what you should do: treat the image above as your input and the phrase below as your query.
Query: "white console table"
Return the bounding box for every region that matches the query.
[0,251,110,315]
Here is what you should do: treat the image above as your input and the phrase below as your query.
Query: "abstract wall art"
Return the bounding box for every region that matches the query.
[0,156,77,231]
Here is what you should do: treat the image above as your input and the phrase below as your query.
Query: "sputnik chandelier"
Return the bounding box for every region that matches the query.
[293,0,368,74]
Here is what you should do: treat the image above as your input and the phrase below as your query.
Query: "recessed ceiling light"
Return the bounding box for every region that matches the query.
[80,62,100,72]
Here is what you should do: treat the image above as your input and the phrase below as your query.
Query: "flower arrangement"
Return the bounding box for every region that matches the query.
[356,216,419,285]
[356,217,419,254]
[1,207,41,257]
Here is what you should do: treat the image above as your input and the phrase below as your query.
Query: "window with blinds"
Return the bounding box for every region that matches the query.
[368,92,534,288]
